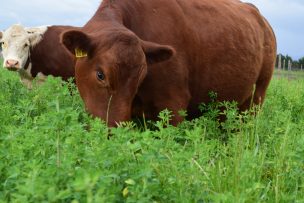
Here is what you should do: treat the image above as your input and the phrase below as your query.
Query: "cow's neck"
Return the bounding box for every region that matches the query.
[84,0,146,37]
[18,46,47,87]
[84,1,129,32]
[18,47,33,81]
[26,29,53,78]
[24,48,32,71]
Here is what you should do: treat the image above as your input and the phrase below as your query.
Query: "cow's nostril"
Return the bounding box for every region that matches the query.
[6,60,19,67]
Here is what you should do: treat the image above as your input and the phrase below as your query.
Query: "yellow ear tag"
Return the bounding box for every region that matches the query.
[75,48,87,58]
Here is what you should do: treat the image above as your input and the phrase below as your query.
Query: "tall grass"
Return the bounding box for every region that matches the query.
[0,65,303,202]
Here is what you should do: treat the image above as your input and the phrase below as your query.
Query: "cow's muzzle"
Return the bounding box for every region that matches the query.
[5,59,20,71]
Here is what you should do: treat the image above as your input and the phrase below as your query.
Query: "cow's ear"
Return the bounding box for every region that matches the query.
[0,31,2,39]
[28,33,43,47]
[25,26,47,34]
[26,26,47,47]
[61,30,92,57]
[141,40,175,65]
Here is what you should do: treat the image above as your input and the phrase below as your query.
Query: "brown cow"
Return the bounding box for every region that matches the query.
[0,24,76,87]
[61,0,276,126]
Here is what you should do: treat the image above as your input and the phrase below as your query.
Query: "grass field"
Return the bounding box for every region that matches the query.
[274,69,304,80]
[0,61,303,202]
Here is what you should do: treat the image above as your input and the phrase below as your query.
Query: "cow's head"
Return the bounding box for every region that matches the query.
[0,24,47,71]
[61,29,175,126]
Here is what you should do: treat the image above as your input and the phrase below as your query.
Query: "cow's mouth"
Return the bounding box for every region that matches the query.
[6,66,19,71]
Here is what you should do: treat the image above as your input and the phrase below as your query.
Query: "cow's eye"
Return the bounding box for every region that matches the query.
[24,43,29,48]
[0,42,6,48]
[96,71,105,81]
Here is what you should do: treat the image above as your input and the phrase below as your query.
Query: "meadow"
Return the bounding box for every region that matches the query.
[0,60,303,202]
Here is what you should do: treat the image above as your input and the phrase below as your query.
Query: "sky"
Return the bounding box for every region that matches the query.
[0,0,303,60]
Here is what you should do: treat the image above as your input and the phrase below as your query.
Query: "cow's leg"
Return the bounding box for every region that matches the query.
[239,62,274,111]
[240,21,276,112]
[36,72,47,84]
[20,78,33,89]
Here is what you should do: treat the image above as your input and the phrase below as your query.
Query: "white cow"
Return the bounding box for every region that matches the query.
[0,24,75,88]
[0,24,47,70]
[0,24,47,87]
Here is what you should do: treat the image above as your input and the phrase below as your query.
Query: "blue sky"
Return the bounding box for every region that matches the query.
[1,0,303,60]
[245,0,304,60]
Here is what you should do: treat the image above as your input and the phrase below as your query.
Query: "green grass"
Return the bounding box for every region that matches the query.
[0,64,303,202]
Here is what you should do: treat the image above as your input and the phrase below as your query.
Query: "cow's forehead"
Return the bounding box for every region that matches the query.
[2,25,28,42]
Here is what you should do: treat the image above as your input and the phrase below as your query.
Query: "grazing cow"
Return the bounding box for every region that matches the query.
[0,24,76,87]
[61,0,276,126]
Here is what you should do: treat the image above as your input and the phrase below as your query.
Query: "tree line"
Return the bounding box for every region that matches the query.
[276,54,304,70]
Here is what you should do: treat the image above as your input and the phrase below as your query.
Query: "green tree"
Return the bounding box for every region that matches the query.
[276,54,293,70]
[291,56,304,70]
[298,57,304,67]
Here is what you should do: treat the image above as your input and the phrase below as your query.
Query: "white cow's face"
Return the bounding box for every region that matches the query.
[0,24,47,71]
